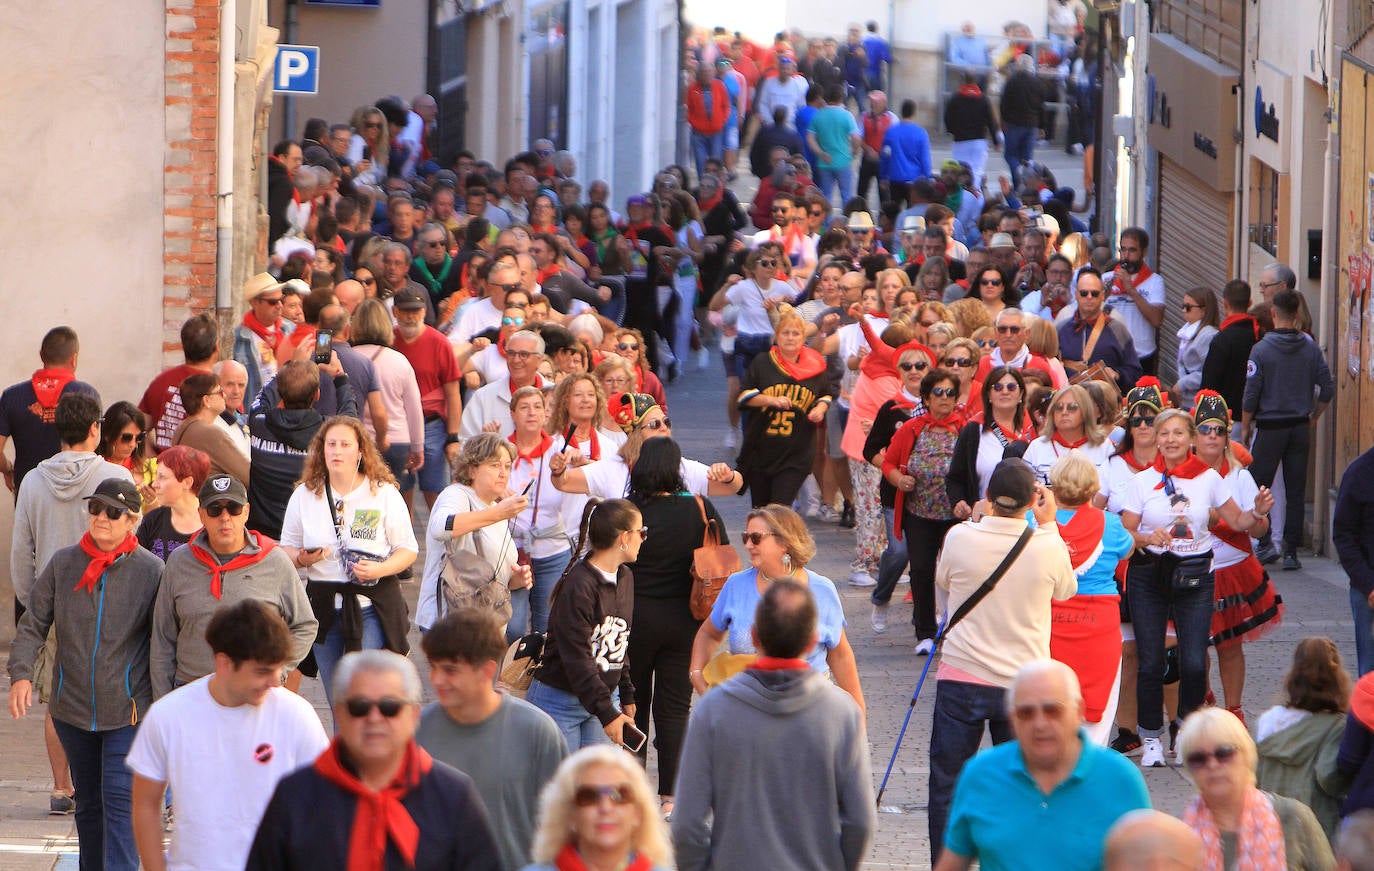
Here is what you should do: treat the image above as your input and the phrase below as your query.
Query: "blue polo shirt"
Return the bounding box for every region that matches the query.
[944,730,1150,871]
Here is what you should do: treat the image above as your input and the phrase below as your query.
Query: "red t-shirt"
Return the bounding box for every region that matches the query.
[139,364,209,451]
[393,327,461,419]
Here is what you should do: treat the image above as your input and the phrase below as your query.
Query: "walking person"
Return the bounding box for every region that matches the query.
[507,387,572,640]
[1335,442,1374,675]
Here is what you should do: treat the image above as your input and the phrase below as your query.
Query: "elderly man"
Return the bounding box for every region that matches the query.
[970,308,1064,395]
[1258,260,1314,332]
[1058,267,1143,392]
[333,278,365,314]
[459,330,548,438]
[212,359,251,455]
[1104,809,1206,871]
[151,475,316,698]
[233,274,286,412]
[246,651,502,871]
[927,460,1077,861]
[379,241,438,325]
[937,660,1151,871]
[410,223,463,309]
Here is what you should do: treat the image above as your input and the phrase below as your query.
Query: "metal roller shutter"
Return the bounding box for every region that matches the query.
[1154,156,1234,387]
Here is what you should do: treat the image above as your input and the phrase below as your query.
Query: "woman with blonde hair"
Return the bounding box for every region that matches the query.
[970,324,997,358]
[947,296,994,339]
[925,322,956,358]
[594,356,636,403]
[350,297,425,493]
[1059,231,1092,271]
[914,258,948,303]
[940,337,980,409]
[522,745,673,870]
[1025,315,1069,387]
[280,415,418,700]
[346,105,388,187]
[688,504,864,712]
[1022,383,1115,488]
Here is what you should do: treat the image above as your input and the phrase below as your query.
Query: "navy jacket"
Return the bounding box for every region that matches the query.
[1335,446,1374,597]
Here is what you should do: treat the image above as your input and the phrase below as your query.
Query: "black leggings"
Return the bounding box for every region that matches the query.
[903,514,958,641]
[745,465,810,509]
[628,595,699,795]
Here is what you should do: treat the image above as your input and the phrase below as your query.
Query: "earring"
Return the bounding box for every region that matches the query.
[782,553,792,573]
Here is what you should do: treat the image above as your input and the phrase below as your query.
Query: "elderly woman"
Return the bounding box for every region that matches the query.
[281,416,419,701]
[737,304,833,507]
[1047,451,1137,744]
[1122,410,1274,768]
[522,745,673,871]
[171,373,251,482]
[136,445,210,562]
[883,368,965,654]
[1022,383,1114,489]
[594,355,636,403]
[688,505,865,714]
[416,433,532,636]
[1178,708,1334,871]
[941,336,981,410]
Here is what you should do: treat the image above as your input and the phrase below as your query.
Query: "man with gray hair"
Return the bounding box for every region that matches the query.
[970,307,1065,394]
[1259,261,1314,332]
[245,650,502,870]
[1104,809,1206,871]
[935,659,1150,871]
[379,241,438,325]
[459,331,548,438]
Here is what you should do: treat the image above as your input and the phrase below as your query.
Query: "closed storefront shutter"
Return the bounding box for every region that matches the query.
[1155,156,1234,386]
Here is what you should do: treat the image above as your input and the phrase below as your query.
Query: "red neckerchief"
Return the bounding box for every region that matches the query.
[187,533,276,599]
[1120,449,1154,473]
[567,427,602,460]
[1219,313,1262,340]
[509,375,546,397]
[555,845,654,871]
[1072,310,1107,334]
[31,368,76,410]
[509,431,555,470]
[530,223,559,235]
[241,310,280,345]
[1114,262,1155,292]
[750,656,811,671]
[902,410,966,441]
[75,532,138,594]
[958,83,983,98]
[313,737,433,871]
[1053,433,1088,449]
[769,346,826,381]
[1056,506,1106,571]
[571,233,591,250]
[698,188,723,213]
[993,421,1030,444]
[1152,454,1210,489]
[536,263,561,285]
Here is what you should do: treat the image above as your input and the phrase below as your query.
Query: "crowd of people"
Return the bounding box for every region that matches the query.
[3,25,1374,870]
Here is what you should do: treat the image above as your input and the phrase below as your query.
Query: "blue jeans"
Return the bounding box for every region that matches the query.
[928,680,1012,860]
[526,679,614,752]
[1126,558,1215,736]
[1352,587,1374,677]
[314,605,385,705]
[1003,125,1037,186]
[733,333,773,381]
[53,720,139,871]
[382,442,415,496]
[871,508,908,606]
[419,417,451,495]
[505,549,571,642]
[690,130,724,179]
[816,164,855,205]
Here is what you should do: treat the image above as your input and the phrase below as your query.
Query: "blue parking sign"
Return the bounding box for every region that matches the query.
[274,45,320,95]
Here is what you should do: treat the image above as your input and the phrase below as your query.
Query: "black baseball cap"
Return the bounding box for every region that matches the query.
[392,288,428,312]
[987,459,1037,511]
[198,474,249,508]
[86,479,142,515]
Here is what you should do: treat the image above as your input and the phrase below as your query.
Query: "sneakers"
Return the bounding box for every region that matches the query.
[1110,728,1142,755]
[915,638,935,656]
[1141,737,1167,768]
[848,571,877,588]
[1282,552,1303,571]
[1254,540,1280,565]
[49,790,75,815]
[871,603,889,633]
[695,347,711,370]
[723,430,739,450]
[817,504,840,523]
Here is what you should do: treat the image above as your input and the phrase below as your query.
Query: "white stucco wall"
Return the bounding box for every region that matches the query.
[0,3,167,631]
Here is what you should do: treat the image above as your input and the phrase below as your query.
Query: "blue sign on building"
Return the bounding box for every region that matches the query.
[273,45,320,95]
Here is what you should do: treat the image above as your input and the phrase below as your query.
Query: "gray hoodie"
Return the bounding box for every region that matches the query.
[10,452,135,607]
[671,668,875,871]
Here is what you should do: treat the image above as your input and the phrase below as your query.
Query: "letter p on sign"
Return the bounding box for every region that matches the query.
[274,45,320,95]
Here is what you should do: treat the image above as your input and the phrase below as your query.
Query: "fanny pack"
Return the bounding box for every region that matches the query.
[1160,550,1213,593]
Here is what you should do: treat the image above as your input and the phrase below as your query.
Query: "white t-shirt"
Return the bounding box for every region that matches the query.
[1213,464,1260,569]
[1104,269,1166,358]
[509,444,572,559]
[125,678,329,871]
[469,345,510,386]
[1103,453,1148,514]
[1122,466,1233,556]
[449,298,502,345]
[580,453,712,500]
[280,481,418,583]
[1022,437,1115,489]
[550,430,628,546]
[726,279,795,335]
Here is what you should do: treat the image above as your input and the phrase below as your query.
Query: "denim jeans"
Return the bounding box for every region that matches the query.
[733,333,773,381]
[690,130,725,179]
[1352,587,1374,677]
[314,605,385,704]
[527,679,614,752]
[419,417,452,495]
[381,442,415,496]
[53,720,140,871]
[1003,125,1037,186]
[506,549,572,643]
[871,508,908,606]
[1126,558,1215,736]
[816,165,856,206]
[928,680,1013,860]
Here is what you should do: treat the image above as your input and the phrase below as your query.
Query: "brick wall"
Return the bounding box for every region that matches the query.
[164,0,220,365]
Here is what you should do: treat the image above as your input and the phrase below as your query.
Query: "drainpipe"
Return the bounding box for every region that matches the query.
[216,0,237,314]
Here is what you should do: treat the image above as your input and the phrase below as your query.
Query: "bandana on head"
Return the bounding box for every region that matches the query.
[1193,389,1231,427]
[608,392,659,434]
[1124,376,1167,414]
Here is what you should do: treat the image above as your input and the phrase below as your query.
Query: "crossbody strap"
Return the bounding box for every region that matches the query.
[936,525,1035,644]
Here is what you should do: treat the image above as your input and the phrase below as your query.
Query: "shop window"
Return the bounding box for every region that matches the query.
[1249,160,1280,256]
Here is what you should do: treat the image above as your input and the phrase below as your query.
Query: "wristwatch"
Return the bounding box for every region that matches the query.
[445,433,461,446]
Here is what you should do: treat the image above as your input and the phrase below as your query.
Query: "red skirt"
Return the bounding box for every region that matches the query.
[1210,556,1283,648]
[1050,594,1122,723]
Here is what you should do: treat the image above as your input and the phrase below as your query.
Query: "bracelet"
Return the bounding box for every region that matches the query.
[690,669,703,676]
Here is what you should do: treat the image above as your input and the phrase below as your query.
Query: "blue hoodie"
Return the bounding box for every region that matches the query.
[880,121,932,183]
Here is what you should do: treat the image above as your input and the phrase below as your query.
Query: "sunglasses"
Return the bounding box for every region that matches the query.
[980,278,1003,287]
[1054,402,1082,413]
[204,502,246,517]
[641,417,671,431]
[258,296,284,306]
[502,316,526,326]
[930,386,958,398]
[362,122,382,129]
[617,342,640,352]
[996,325,1022,334]
[506,350,538,361]
[991,381,1020,392]
[358,277,376,286]
[629,526,650,540]
[1013,701,1069,722]
[741,531,776,546]
[1078,290,1102,298]
[87,502,129,521]
[757,259,779,268]
[344,697,408,718]
[897,361,929,372]
[1184,744,1240,771]
[943,357,975,368]
[810,209,826,217]
[771,207,790,214]
[497,283,523,293]
[118,431,145,444]
[1129,414,1157,428]
[1196,423,1227,437]
[573,784,635,807]
[977,339,997,348]
[1181,303,1200,312]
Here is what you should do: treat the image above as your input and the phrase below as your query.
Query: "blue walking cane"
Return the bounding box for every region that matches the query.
[874,524,1034,809]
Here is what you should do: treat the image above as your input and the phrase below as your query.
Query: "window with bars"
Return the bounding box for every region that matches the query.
[1248,160,1281,256]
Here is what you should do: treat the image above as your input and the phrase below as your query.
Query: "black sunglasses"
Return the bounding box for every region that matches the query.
[87,502,128,521]
[118,431,146,444]
[1078,290,1102,298]
[930,386,958,398]
[897,361,929,372]
[641,417,671,431]
[1128,414,1157,428]
[344,697,408,718]
[573,784,634,807]
[204,502,246,518]
[1185,744,1240,771]
[741,531,776,546]
[943,357,975,367]
[981,278,1003,286]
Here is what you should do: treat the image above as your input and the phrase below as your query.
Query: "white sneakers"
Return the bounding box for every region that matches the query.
[848,571,877,588]
[871,603,888,633]
[723,430,739,450]
[1141,736,1167,768]
[914,638,935,656]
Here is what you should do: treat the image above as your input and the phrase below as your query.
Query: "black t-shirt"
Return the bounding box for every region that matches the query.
[0,378,99,492]
[863,398,923,509]
[738,351,832,478]
[627,494,730,600]
[136,506,196,563]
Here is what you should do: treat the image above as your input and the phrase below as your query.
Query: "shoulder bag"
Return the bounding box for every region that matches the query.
[935,524,1034,644]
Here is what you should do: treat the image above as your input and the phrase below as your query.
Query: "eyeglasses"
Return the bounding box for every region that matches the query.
[1129,414,1157,428]
[118,431,145,444]
[604,376,631,387]
[573,784,635,807]
[930,386,959,398]
[943,357,975,368]
[980,278,1003,287]
[996,325,1022,334]
[497,283,523,293]
[757,259,779,268]
[641,417,671,431]
[506,350,538,361]
[977,339,997,348]
[422,239,446,248]
[897,361,929,372]
[1184,744,1240,771]
[1196,423,1227,437]
[991,381,1020,393]
[1078,290,1102,298]
[617,342,640,352]
[204,502,246,518]
[1181,303,1199,312]
[87,502,129,521]
[1054,402,1082,413]
[741,531,776,546]
[502,317,526,326]
[344,697,408,718]
[810,209,826,217]
[1013,700,1069,722]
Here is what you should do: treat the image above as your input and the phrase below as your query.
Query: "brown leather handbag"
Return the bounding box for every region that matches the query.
[689,495,739,620]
